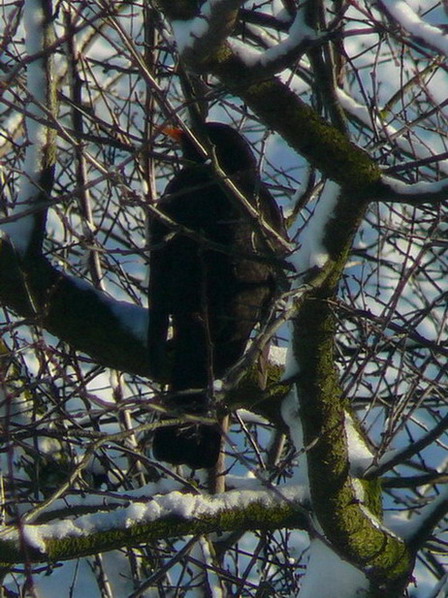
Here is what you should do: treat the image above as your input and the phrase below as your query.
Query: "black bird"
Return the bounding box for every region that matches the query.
[148,122,284,469]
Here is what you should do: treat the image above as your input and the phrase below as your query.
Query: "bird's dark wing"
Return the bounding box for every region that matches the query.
[149,167,226,468]
[147,208,171,382]
[148,167,220,380]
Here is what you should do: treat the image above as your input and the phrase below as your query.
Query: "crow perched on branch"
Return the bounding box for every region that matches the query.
[148,122,285,469]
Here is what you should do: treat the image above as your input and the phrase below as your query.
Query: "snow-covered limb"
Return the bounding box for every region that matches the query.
[1,0,57,257]
[228,8,319,74]
[286,182,412,593]
[344,412,375,475]
[162,4,384,192]
[379,0,448,57]
[377,175,448,205]
[170,0,326,77]
[0,239,150,376]
[189,537,225,597]
[281,392,399,597]
[0,485,309,564]
[290,181,340,276]
[171,0,243,65]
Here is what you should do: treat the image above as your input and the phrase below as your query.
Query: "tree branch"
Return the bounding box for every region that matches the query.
[3,0,57,257]
[375,176,448,205]
[0,239,149,376]
[0,486,309,564]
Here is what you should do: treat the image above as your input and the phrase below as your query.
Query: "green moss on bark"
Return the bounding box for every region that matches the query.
[0,500,308,564]
[293,293,412,594]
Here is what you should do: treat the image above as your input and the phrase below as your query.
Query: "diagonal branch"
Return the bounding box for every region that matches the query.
[0,239,149,376]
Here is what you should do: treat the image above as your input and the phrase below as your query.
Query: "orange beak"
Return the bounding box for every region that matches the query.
[162,126,184,142]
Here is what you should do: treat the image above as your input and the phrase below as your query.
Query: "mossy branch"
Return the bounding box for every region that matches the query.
[293,280,413,595]
[0,489,309,565]
[276,188,413,594]
[0,239,150,376]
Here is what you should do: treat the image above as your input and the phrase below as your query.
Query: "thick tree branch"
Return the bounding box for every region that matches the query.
[378,0,448,57]
[0,486,309,564]
[293,290,412,596]
[158,1,382,194]
[201,46,382,195]
[375,176,448,205]
[288,186,413,595]
[0,239,149,376]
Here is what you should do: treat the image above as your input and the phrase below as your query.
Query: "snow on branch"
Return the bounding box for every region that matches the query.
[290,181,340,276]
[228,8,318,73]
[0,240,149,376]
[1,0,57,257]
[172,0,324,77]
[171,0,243,64]
[377,175,448,205]
[0,485,308,564]
[380,0,448,57]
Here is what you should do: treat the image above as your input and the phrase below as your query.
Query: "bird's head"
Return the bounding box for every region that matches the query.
[165,122,257,175]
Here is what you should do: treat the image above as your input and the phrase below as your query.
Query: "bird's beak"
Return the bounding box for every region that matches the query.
[163,126,184,142]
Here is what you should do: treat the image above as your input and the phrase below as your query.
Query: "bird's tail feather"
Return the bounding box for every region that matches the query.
[153,423,221,469]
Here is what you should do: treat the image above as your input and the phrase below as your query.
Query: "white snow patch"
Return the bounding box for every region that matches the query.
[345,412,374,474]
[123,502,148,526]
[8,486,307,551]
[336,88,375,126]
[213,379,223,392]
[257,10,316,67]
[172,0,232,54]
[268,345,287,366]
[290,181,340,275]
[227,38,264,67]
[22,525,47,552]
[1,0,52,255]
[172,17,209,53]
[381,175,448,196]
[228,10,316,70]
